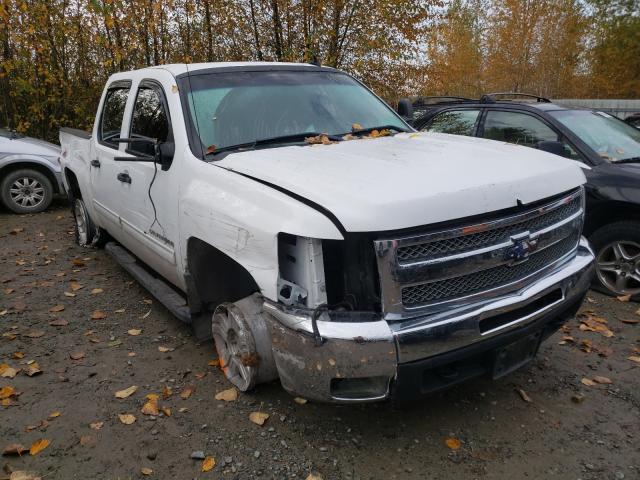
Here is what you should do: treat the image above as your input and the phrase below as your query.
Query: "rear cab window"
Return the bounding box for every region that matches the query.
[98,82,131,149]
[425,109,480,136]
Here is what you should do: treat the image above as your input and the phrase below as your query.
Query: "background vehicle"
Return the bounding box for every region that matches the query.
[59,64,593,403]
[625,113,640,129]
[414,93,640,300]
[0,128,63,213]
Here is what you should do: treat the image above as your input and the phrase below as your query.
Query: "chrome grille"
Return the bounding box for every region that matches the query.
[401,234,579,306]
[397,195,582,263]
[374,188,584,318]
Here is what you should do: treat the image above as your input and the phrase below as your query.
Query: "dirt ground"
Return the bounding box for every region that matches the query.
[1,200,639,480]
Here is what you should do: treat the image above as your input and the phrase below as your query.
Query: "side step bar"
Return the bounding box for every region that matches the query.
[105,242,192,324]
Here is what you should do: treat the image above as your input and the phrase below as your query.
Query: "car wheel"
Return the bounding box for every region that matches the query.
[590,221,640,300]
[1,168,53,214]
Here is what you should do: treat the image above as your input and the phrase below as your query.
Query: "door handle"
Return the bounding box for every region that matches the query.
[90,159,100,168]
[117,172,131,184]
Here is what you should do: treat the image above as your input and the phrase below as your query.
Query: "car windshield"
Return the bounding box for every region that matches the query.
[183,69,409,155]
[549,110,640,162]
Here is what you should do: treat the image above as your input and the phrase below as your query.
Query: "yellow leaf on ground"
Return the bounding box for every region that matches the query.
[249,411,269,426]
[158,346,174,352]
[445,437,461,450]
[12,352,24,359]
[29,439,50,455]
[114,308,126,313]
[180,385,195,399]
[162,386,172,398]
[0,365,19,378]
[69,351,85,360]
[48,411,61,419]
[9,471,41,480]
[141,399,159,416]
[516,388,532,403]
[141,467,153,475]
[617,294,631,302]
[89,421,103,430]
[90,288,103,294]
[627,355,640,363]
[214,388,238,402]
[161,407,171,417]
[64,292,75,297]
[0,386,16,399]
[202,456,216,472]
[581,378,596,386]
[115,385,138,399]
[118,413,136,425]
[208,359,220,367]
[306,474,323,480]
[90,310,107,320]
[49,304,64,312]
[293,397,308,405]
[24,362,42,376]
[593,376,612,384]
[127,329,142,336]
[70,282,83,291]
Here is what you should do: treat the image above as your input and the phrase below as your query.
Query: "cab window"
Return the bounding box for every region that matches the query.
[129,85,171,156]
[425,109,480,136]
[99,86,130,148]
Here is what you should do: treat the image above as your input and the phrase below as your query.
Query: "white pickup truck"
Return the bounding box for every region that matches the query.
[60,62,594,402]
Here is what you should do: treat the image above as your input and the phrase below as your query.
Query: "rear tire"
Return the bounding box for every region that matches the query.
[72,198,107,247]
[1,168,53,214]
[590,221,640,301]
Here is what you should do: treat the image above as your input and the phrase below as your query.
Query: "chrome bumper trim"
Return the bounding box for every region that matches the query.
[263,238,594,403]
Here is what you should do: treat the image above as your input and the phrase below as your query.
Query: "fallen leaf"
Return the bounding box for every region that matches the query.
[114,308,126,313]
[627,355,640,364]
[69,351,85,360]
[127,329,142,336]
[72,259,85,267]
[1,366,19,378]
[141,467,153,476]
[63,292,76,297]
[158,346,174,352]
[3,443,27,455]
[581,378,596,386]
[571,393,585,404]
[180,385,195,399]
[620,318,639,325]
[160,407,171,417]
[162,386,172,399]
[3,332,17,340]
[0,386,17,399]
[90,310,107,320]
[49,304,65,312]
[127,352,136,357]
[293,397,308,405]
[49,319,68,326]
[593,376,612,384]
[115,385,138,399]
[4,288,14,294]
[79,435,96,447]
[107,339,122,347]
[48,411,61,419]
[90,288,103,294]
[306,474,323,480]
[9,471,41,480]
[143,299,153,304]
[249,411,269,426]
[29,439,50,455]
[208,359,220,367]
[12,351,24,359]
[24,362,42,376]
[118,413,136,424]
[617,294,631,302]
[516,388,532,403]
[202,456,216,472]
[89,421,103,430]
[214,388,238,402]
[305,134,336,145]
[10,227,24,234]
[24,330,45,338]
[445,437,461,450]
[141,309,152,319]
[141,398,159,416]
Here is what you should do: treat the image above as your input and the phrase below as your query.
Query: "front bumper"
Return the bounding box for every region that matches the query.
[263,237,595,403]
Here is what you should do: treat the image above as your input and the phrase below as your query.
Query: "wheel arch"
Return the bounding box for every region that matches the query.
[584,201,640,237]
[0,160,60,194]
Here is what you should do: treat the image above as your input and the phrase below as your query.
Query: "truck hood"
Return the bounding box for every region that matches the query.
[216,132,586,232]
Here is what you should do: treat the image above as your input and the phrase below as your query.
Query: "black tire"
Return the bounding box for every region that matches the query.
[0,168,53,214]
[589,221,640,301]
[73,197,110,248]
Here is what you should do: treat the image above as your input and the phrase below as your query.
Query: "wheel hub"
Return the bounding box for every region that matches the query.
[10,177,45,208]
[596,240,640,296]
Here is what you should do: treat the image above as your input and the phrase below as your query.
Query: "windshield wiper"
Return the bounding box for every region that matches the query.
[206,132,342,158]
[613,157,640,164]
[347,125,409,136]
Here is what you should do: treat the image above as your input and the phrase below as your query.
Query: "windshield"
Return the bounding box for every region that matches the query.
[549,110,640,162]
[182,70,408,155]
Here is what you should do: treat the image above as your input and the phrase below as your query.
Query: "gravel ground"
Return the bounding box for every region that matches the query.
[1,201,639,480]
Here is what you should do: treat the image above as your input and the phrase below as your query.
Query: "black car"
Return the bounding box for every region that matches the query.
[626,113,640,129]
[411,93,640,300]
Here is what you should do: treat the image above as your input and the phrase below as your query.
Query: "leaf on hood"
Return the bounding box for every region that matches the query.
[214,388,238,402]
[141,467,153,476]
[180,385,195,399]
[115,385,138,399]
[69,351,85,360]
[49,304,65,313]
[581,378,596,386]
[593,376,612,384]
[49,318,68,326]
[3,443,28,455]
[90,310,107,320]
[24,362,42,376]
[201,456,216,472]
[118,413,136,424]
[127,329,142,336]
[24,330,45,339]
[249,411,269,426]
[445,437,461,450]
[89,421,103,430]
[305,134,336,145]
[29,439,50,455]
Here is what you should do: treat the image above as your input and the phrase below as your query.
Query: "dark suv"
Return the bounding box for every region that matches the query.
[412,93,640,300]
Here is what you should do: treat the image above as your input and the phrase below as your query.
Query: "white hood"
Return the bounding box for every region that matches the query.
[217,132,586,232]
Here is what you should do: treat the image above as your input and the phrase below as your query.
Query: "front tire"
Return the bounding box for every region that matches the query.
[590,221,640,300]
[1,168,53,214]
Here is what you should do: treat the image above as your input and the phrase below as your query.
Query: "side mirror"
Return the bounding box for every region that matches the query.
[158,142,175,171]
[397,98,413,123]
[114,136,174,170]
[535,140,567,157]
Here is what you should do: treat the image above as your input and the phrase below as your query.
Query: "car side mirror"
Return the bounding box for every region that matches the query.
[158,141,174,171]
[114,137,173,170]
[535,140,567,157]
[397,98,413,123]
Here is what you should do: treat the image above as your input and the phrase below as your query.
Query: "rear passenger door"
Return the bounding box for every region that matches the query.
[479,110,583,160]
[421,109,481,136]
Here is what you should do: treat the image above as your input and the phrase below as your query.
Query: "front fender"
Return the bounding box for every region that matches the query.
[179,160,343,301]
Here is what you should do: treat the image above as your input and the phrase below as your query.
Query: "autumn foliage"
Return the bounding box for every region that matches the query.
[0,0,638,142]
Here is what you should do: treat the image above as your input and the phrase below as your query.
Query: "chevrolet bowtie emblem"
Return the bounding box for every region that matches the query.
[506,233,538,265]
